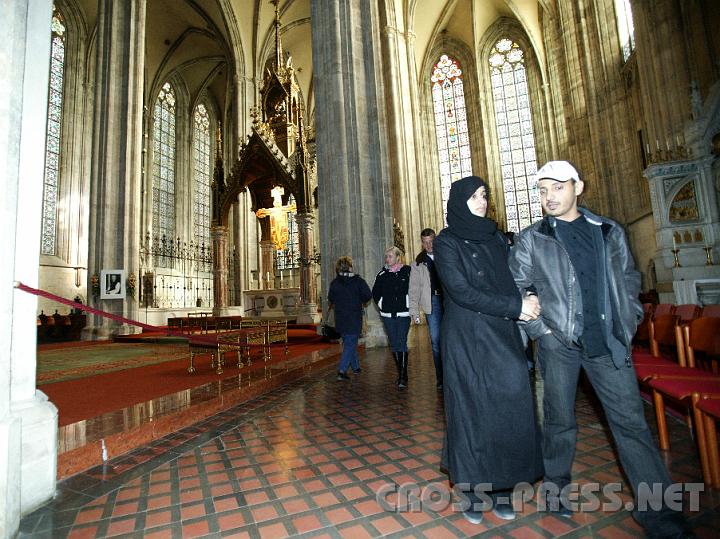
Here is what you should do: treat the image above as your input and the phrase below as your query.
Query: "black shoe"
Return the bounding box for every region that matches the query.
[544,495,574,518]
[463,508,484,524]
[492,501,516,521]
[399,351,408,388]
[336,372,350,381]
[392,352,402,384]
[352,368,362,374]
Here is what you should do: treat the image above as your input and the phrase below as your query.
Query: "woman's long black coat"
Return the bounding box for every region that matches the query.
[434,229,543,490]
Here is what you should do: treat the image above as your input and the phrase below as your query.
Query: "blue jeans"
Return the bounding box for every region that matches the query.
[426,295,443,382]
[381,316,410,352]
[536,333,686,535]
[338,333,360,373]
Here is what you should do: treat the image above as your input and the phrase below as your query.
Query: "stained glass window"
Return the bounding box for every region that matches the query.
[152,82,176,252]
[614,0,635,62]
[193,103,211,249]
[489,38,541,233]
[431,55,472,221]
[41,7,66,255]
[275,195,299,271]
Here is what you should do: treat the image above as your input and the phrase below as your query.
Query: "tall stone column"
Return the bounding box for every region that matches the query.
[85,0,146,338]
[211,225,229,315]
[2,0,57,531]
[380,19,422,252]
[259,240,276,289]
[311,0,394,346]
[295,213,319,323]
[231,201,243,305]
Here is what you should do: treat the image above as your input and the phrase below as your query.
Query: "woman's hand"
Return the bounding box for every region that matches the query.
[519,295,541,321]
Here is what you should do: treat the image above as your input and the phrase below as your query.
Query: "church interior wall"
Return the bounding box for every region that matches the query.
[31,0,720,318]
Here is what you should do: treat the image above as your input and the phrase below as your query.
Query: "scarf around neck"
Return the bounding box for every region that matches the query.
[446,176,498,241]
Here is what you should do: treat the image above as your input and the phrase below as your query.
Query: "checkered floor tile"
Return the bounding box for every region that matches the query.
[19,328,720,537]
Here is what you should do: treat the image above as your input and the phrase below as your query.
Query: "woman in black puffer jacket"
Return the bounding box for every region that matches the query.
[328,256,372,380]
[372,246,412,389]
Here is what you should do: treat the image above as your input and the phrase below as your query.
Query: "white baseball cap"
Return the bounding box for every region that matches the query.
[535,160,580,183]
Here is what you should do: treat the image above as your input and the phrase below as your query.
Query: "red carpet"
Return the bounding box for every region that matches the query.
[42,336,333,427]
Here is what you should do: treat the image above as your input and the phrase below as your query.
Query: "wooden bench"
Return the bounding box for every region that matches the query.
[187,326,266,374]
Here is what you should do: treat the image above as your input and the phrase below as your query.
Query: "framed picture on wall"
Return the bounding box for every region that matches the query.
[100,269,125,299]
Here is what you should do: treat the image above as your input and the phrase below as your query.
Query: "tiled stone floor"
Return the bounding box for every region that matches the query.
[20,328,720,537]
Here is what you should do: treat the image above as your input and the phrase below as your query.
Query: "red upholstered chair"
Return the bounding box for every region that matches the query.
[675,303,701,323]
[643,314,685,365]
[649,378,720,486]
[701,304,720,318]
[633,314,702,400]
[698,397,720,488]
[648,318,720,483]
[653,303,676,317]
[633,303,655,351]
[684,317,720,373]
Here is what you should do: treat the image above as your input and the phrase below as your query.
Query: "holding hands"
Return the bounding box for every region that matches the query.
[519,294,541,321]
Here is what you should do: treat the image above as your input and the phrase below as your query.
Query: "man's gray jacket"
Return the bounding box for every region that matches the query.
[508,207,643,368]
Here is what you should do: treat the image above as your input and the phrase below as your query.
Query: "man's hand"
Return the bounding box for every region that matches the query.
[519,295,541,321]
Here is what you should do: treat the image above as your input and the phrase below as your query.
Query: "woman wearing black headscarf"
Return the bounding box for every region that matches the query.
[434,176,544,524]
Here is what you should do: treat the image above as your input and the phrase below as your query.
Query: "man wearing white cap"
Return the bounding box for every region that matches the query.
[509,161,692,538]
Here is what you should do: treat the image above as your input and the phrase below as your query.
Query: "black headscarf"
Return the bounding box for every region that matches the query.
[446,176,498,241]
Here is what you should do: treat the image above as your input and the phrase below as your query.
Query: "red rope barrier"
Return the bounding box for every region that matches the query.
[14,281,295,348]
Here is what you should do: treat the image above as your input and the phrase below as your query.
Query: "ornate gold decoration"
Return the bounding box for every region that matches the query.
[256,186,297,250]
[126,272,137,298]
[669,181,699,222]
[90,273,100,299]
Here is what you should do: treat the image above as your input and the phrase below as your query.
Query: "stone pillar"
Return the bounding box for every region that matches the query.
[232,201,243,305]
[259,240,275,289]
[85,0,146,339]
[1,1,58,533]
[311,0,394,346]
[379,19,422,252]
[211,225,229,315]
[295,213,320,323]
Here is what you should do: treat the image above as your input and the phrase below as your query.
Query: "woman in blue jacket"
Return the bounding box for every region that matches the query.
[372,246,412,388]
[327,256,372,380]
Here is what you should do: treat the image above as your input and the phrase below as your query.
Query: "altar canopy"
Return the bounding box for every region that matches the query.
[210,3,318,322]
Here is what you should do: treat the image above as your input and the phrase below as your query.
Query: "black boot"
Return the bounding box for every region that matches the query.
[392,352,402,385]
[398,352,408,389]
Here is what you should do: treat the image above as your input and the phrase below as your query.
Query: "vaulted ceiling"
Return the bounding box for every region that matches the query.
[69,0,543,127]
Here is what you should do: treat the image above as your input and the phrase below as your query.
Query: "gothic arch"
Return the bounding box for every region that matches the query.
[476,16,551,230]
[418,35,484,230]
[40,0,93,269]
[143,75,193,243]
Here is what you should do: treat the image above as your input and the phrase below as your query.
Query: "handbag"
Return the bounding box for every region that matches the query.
[322,307,340,340]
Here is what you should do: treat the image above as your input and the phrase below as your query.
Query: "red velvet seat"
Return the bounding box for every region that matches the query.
[634,363,707,382]
[701,304,720,318]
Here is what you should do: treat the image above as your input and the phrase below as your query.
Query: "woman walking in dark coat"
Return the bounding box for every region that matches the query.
[372,247,412,388]
[327,256,372,380]
[434,176,544,524]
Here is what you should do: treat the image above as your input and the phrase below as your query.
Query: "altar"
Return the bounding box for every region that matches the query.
[243,287,300,318]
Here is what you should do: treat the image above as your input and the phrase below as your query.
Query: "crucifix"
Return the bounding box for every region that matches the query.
[256,186,296,251]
